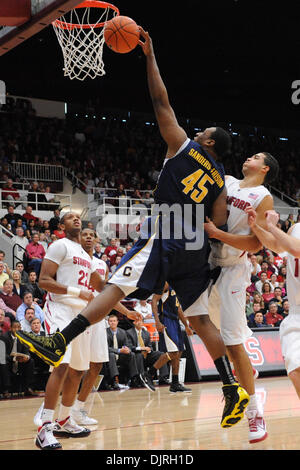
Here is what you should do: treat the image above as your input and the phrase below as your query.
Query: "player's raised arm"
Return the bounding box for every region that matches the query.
[248,207,300,258]
[139,27,187,157]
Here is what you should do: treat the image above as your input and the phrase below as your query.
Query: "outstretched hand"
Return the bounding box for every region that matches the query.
[138,26,153,56]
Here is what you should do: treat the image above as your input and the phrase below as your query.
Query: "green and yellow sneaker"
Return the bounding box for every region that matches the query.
[15,330,66,367]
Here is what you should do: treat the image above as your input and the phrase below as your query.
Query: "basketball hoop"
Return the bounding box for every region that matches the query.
[52,1,119,81]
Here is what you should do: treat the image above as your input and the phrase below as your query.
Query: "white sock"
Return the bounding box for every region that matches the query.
[246,394,258,415]
[73,399,85,411]
[41,408,54,425]
[57,404,71,422]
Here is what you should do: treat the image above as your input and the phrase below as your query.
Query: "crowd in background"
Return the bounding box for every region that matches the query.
[0,97,298,397]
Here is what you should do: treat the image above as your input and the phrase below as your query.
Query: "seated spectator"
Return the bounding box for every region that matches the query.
[127,317,169,386]
[281,299,289,319]
[93,242,103,259]
[268,286,285,313]
[15,261,29,285]
[16,292,44,325]
[269,273,279,291]
[110,255,123,276]
[245,291,254,318]
[255,272,272,294]
[250,254,261,278]
[277,266,287,283]
[49,208,61,232]
[27,181,41,211]
[38,232,49,252]
[4,206,24,229]
[261,282,275,305]
[257,260,273,279]
[0,308,11,334]
[0,250,11,275]
[0,319,36,396]
[247,301,265,324]
[10,270,24,298]
[0,216,12,233]
[104,238,118,266]
[0,278,22,314]
[265,302,284,327]
[105,314,140,390]
[0,262,9,288]
[135,299,153,320]
[22,205,39,226]
[2,178,20,207]
[20,307,37,333]
[14,227,28,260]
[13,217,27,234]
[25,233,46,277]
[53,222,66,239]
[23,270,46,306]
[248,311,268,329]
[100,253,111,271]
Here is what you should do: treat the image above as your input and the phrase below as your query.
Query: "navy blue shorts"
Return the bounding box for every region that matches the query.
[158,315,184,352]
[109,215,210,312]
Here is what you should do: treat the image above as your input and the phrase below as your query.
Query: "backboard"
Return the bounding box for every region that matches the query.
[0,0,81,56]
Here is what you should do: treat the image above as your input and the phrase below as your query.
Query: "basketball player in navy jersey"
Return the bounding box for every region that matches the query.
[152,282,193,393]
[16,27,250,428]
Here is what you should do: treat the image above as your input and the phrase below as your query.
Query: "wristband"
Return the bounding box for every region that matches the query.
[67,286,81,297]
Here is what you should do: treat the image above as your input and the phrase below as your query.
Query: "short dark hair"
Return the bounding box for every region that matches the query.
[211,127,232,158]
[25,307,35,316]
[262,152,279,184]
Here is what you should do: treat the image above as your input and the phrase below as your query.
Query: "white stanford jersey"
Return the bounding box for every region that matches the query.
[286,223,300,308]
[44,238,96,309]
[211,175,271,266]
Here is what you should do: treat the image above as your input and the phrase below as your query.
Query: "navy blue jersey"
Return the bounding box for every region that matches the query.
[153,138,225,221]
[158,287,180,322]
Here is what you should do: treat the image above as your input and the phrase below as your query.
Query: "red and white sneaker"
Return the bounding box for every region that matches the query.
[53,416,91,438]
[247,410,268,444]
[232,368,259,380]
[36,422,62,450]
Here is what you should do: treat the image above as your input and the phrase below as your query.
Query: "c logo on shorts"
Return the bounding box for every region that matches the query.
[123,266,132,277]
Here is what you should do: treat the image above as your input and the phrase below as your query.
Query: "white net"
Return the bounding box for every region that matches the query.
[52,2,119,81]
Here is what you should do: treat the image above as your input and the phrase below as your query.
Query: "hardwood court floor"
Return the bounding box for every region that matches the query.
[0,376,300,451]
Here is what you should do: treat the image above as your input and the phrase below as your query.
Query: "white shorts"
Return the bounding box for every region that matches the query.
[88,320,109,364]
[208,262,253,346]
[280,311,300,374]
[44,300,91,371]
[183,289,209,317]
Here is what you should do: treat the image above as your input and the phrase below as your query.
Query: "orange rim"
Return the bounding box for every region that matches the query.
[52,0,120,30]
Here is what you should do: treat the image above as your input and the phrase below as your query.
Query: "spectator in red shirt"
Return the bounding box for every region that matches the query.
[22,205,39,225]
[104,238,118,266]
[0,278,22,313]
[265,302,284,327]
[2,178,20,206]
[25,233,46,277]
[0,308,11,334]
[53,222,66,239]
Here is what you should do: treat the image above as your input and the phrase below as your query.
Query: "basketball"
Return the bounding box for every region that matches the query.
[104,16,140,54]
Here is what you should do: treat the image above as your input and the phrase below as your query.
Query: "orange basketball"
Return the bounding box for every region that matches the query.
[104,16,140,54]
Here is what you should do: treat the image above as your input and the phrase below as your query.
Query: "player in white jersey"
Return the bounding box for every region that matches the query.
[34,227,140,435]
[71,228,137,424]
[246,207,300,400]
[204,151,279,443]
[32,212,104,449]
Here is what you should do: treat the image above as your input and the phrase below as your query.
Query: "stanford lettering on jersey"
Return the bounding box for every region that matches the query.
[73,256,91,269]
[227,196,251,211]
